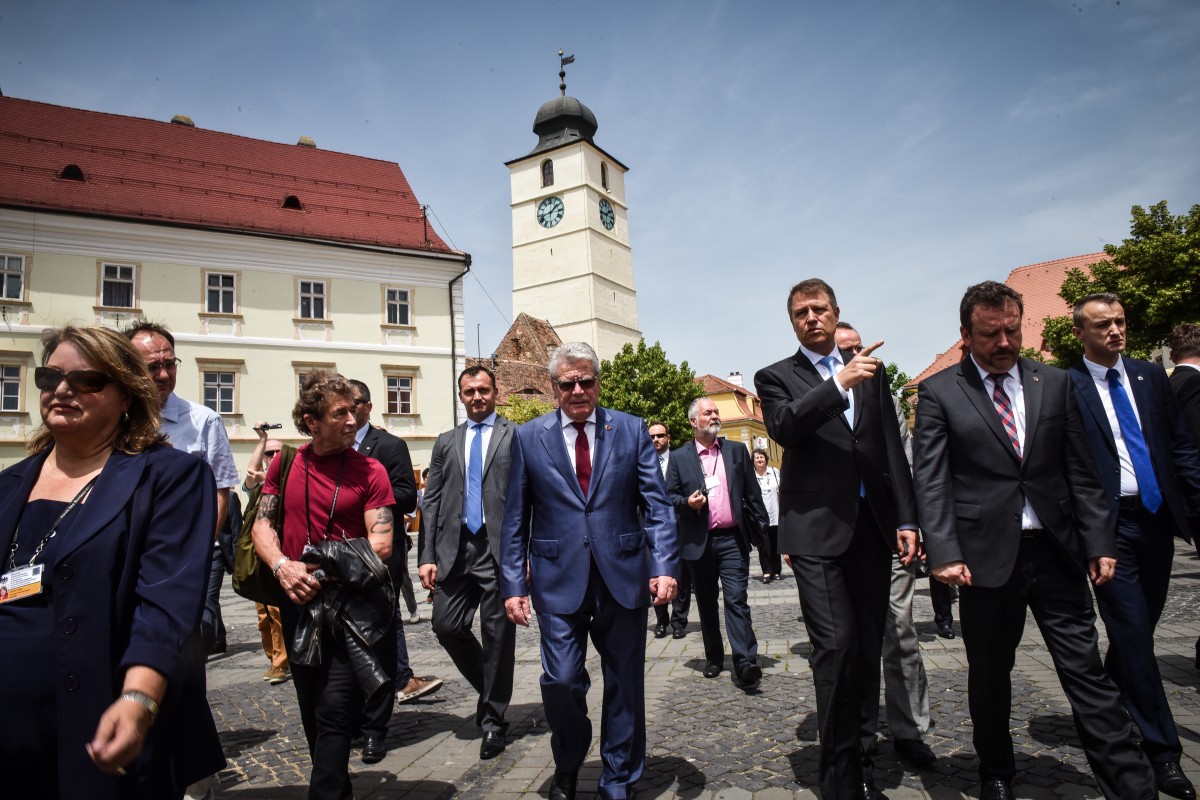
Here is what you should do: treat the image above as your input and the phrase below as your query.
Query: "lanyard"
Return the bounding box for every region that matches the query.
[7,476,98,571]
[304,446,348,545]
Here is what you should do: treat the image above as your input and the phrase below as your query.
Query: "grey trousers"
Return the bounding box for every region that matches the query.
[880,556,930,741]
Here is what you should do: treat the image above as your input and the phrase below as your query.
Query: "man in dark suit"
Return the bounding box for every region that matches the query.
[913,281,1154,800]
[754,278,918,800]
[667,397,768,688]
[500,342,679,800]
[349,379,440,764]
[1066,295,1200,799]
[1168,324,1200,668]
[418,365,516,760]
[649,420,691,639]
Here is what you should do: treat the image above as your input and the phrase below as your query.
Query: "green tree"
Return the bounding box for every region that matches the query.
[497,395,554,424]
[885,362,912,415]
[1042,201,1200,367]
[598,339,705,445]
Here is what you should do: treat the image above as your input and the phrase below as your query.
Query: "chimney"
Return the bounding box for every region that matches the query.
[727,371,743,388]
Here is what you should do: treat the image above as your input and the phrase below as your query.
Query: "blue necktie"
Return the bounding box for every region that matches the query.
[1106,368,1162,514]
[820,355,853,426]
[464,423,485,533]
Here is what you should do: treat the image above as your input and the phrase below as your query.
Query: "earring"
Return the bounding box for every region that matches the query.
[122,411,130,424]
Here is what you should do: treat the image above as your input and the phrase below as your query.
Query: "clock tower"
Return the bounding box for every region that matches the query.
[505,56,641,361]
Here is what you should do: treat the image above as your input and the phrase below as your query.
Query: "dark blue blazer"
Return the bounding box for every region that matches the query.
[1068,356,1200,540]
[499,407,679,614]
[0,445,225,799]
[667,439,768,561]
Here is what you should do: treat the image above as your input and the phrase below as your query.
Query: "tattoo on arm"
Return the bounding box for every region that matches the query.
[256,494,280,524]
[371,506,394,535]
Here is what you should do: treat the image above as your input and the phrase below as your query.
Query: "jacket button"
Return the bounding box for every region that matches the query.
[65,675,79,692]
[57,565,73,580]
[1013,513,1020,521]
[62,618,77,634]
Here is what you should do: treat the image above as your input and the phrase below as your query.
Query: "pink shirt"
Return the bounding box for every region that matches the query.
[696,439,735,530]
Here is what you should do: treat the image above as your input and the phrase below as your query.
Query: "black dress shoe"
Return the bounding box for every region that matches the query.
[979,777,1014,800]
[893,737,936,768]
[937,623,955,639]
[859,778,888,800]
[735,663,762,689]
[702,661,721,678]
[653,623,668,638]
[548,768,578,800]
[1155,761,1197,799]
[480,730,505,760]
[360,736,386,764]
[672,628,686,639]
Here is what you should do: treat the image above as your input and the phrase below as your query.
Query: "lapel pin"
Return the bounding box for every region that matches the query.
[605,424,612,430]
[1032,376,1039,382]
[1137,375,1144,380]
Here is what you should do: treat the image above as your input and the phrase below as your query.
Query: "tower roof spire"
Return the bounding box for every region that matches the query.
[558,49,574,96]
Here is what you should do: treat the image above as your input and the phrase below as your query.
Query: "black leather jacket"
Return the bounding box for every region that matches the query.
[290,538,396,701]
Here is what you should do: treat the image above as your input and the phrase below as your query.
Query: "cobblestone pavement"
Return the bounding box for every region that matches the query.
[206,544,1200,799]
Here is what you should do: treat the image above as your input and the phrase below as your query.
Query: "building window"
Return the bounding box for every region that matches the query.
[299,280,326,319]
[387,375,413,414]
[206,272,236,314]
[0,364,20,412]
[293,361,337,399]
[101,263,136,308]
[385,288,411,326]
[203,371,235,414]
[541,159,554,187]
[1,255,25,301]
[600,162,609,190]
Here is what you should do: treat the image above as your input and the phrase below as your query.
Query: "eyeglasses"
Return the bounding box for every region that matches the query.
[847,345,864,354]
[556,377,597,392]
[145,358,182,373]
[34,367,113,394]
[352,399,368,407]
[264,449,281,458]
[649,433,669,440]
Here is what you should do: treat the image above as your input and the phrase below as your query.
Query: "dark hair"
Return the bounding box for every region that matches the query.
[1169,323,1200,361]
[646,420,668,432]
[30,326,167,455]
[1071,292,1123,329]
[292,371,354,436]
[458,365,496,391]
[122,320,176,350]
[347,379,371,403]
[959,281,1023,333]
[752,447,768,460]
[835,321,856,331]
[787,279,838,313]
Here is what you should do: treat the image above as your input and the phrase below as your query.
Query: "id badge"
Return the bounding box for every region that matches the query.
[0,564,44,604]
[704,475,721,492]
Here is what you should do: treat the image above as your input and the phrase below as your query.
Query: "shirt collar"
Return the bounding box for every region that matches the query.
[799,342,842,369]
[161,392,184,423]
[970,356,1020,385]
[354,421,370,448]
[694,437,721,455]
[468,411,498,429]
[559,409,597,429]
[1083,355,1126,383]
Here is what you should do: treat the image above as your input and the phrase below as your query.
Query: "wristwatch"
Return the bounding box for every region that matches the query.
[119,690,160,724]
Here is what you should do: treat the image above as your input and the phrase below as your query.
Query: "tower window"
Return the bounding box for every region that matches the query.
[600,162,609,190]
[541,159,554,188]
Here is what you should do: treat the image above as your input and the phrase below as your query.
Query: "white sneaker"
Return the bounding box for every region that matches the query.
[407,610,421,624]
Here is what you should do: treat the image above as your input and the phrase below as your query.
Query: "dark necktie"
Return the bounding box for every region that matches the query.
[464,423,484,533]
[572,421,591,496]
[1106,368,1162,513]
[991,373,1021,459]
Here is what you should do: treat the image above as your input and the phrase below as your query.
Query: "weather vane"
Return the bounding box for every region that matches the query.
[558,49,575,96]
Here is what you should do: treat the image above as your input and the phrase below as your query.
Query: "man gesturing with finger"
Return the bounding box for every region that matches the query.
[754,278,917,800]
[912,281,1153,800]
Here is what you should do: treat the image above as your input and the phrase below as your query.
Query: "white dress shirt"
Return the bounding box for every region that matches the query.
[1081,356,1143,497]
[972,359,1042,530]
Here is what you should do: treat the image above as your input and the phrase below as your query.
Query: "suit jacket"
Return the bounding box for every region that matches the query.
[913,356,1114,588]
[359,424,417,575]
[1068,356,1200,540]
[0,445,224,799]
[667,439,768,560]
[754,347,917,557]
[1174,366,1200,447]
[499,407,679,614]
[419,415,514,574]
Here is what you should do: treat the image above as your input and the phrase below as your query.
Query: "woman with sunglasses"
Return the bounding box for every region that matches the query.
[0,326,224,799]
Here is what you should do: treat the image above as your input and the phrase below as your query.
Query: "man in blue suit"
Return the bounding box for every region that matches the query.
[1068,293,1200,800]
[501,342,680,800]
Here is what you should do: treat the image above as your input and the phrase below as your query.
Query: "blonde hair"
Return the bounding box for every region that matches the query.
[28,326,167,455]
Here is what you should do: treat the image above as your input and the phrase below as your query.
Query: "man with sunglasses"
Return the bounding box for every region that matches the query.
[125,321,239,800]
[649,422,691,639]
[501,342,679,800]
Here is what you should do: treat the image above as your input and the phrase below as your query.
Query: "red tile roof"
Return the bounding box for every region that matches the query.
[0,96,453,253]
[697,373,763,422]
[905,253,1107,388]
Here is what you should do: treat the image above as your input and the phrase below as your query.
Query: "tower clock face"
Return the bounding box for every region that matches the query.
[598,199,615,230]
[537,196,565,228]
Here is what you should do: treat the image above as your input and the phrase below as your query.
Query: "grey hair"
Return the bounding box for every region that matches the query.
[687,396,714,421]
[548,342,601,381]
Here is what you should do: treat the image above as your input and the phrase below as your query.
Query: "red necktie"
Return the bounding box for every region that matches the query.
[572,421,591,495]
[991,374,1021,459]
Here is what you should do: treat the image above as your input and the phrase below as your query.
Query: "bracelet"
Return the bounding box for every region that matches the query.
[271,556,289,577]
[119,690,160,724]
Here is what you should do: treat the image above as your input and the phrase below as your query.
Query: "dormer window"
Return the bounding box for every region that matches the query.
[541,159,554,188]
[58,164,86,182]
[282,195,304,211]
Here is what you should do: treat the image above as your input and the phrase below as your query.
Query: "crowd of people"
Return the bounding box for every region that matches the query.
[2,278,1199,800]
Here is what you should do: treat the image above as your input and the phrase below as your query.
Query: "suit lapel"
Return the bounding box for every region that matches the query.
[1125,357,1157,441]
[541,411,586,505]
[452,421,468,478]
[358,427,377,456]
[588,409,613,498]
[1021,360,1043,461]
[0,451,48,556]
[55,450,146,564]
[1070,363,1117,455]
[956,358,1020,464]
[483,417,510,477]
[793,349,852,431]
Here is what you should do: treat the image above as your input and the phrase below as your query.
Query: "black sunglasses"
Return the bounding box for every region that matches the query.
[35,367,113,394]
[264,449,281,458]
[649,433,669,439]
[556,377,597,392]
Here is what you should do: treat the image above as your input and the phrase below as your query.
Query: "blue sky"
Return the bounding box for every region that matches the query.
[3,0,1197,383]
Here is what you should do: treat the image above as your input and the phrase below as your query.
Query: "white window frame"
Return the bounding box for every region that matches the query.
[0,362,22,413]
[204,271,238,315]
[202,370,236,414]
[99,261,138,309]
[381,367,418,417]
[297,279,328,320]
[0,254,26,302]
[293,361,337,400]
[383,286,413,327]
